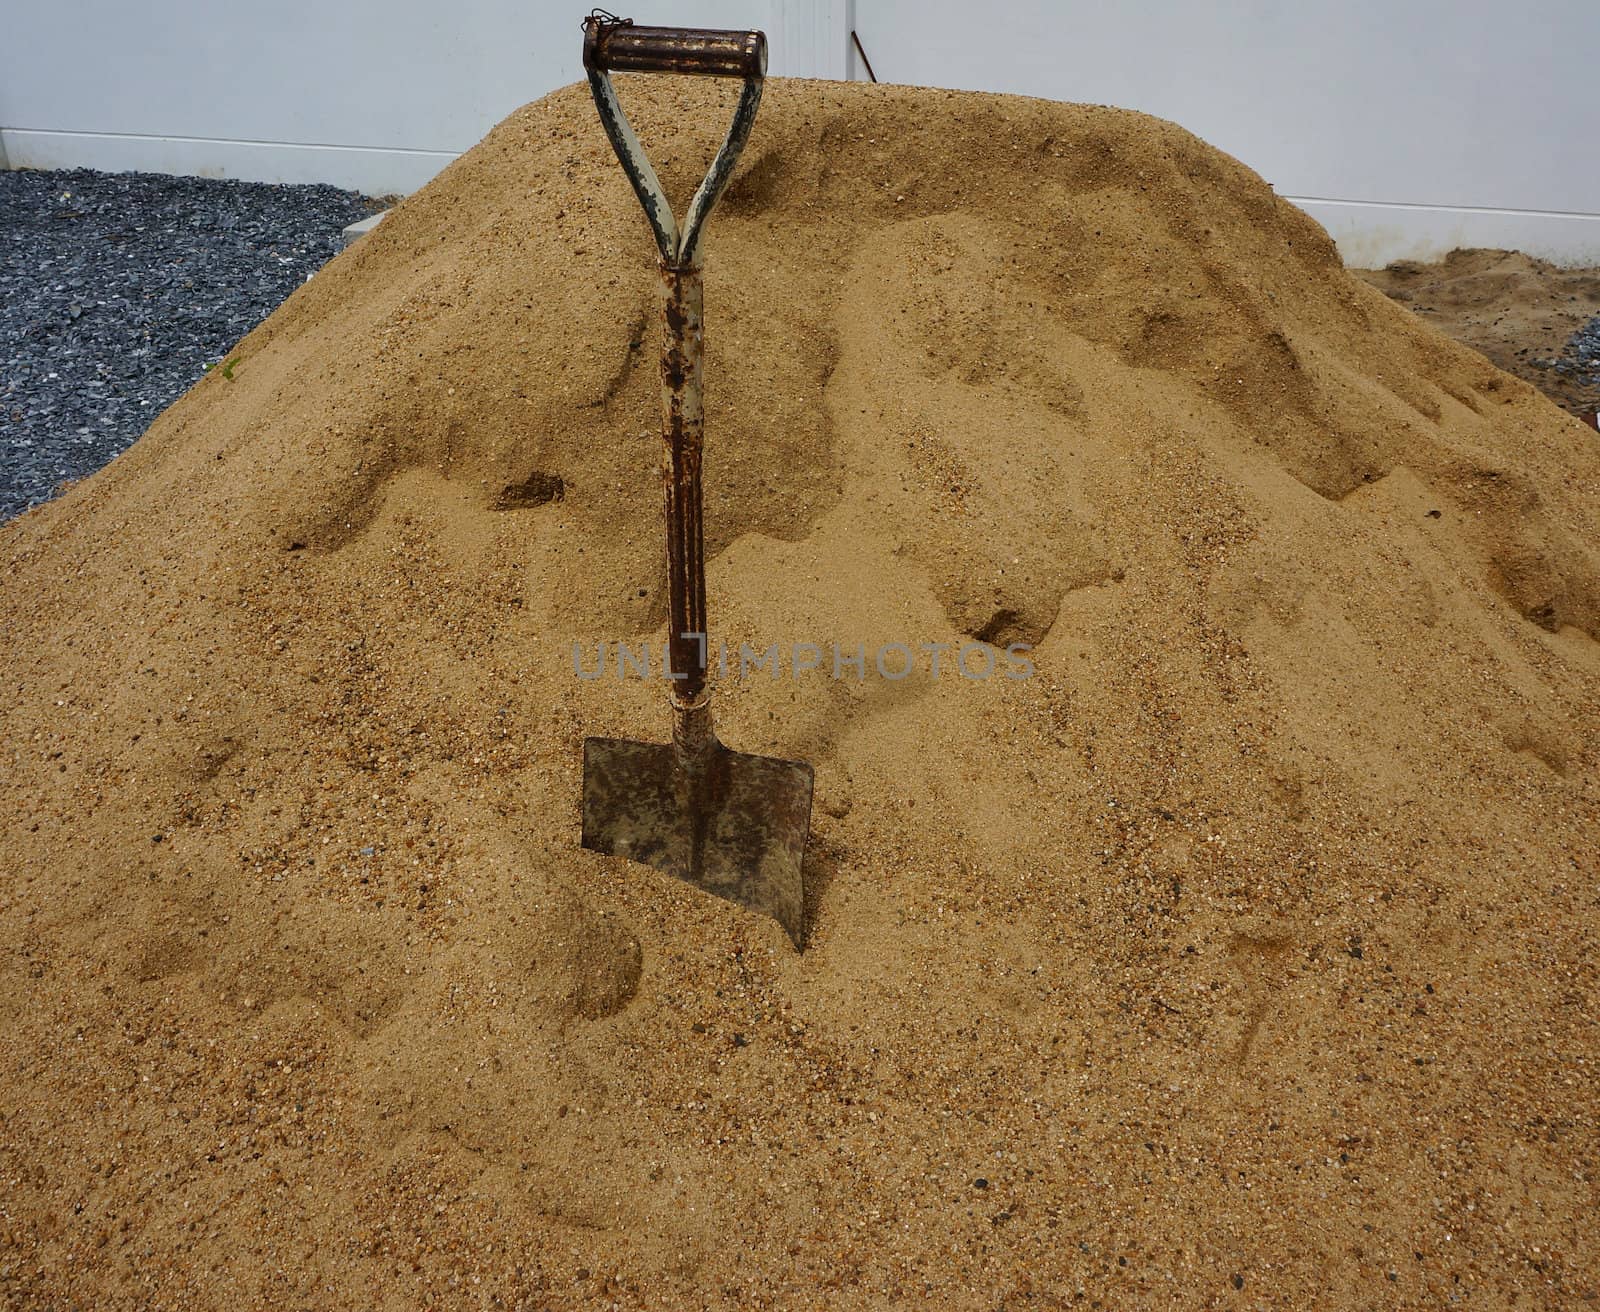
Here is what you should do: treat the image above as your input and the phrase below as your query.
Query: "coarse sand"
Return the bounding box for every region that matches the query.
[2,78,1598,1309]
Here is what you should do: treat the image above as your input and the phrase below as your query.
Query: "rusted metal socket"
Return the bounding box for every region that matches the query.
[671,693,715,766]
[583,23,766,79]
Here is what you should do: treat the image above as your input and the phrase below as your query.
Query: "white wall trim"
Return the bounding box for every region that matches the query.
[1288,197,1600,270]
[12,127,1600,270]
[12,126,1600,271]
[0,127,453,195]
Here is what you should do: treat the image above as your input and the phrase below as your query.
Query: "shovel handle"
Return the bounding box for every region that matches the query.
[581,11,765,269]
[582,16,767,79]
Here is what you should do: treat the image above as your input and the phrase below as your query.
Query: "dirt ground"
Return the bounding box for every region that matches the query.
[1,79,1597,1309]
[1358,249,1600,422]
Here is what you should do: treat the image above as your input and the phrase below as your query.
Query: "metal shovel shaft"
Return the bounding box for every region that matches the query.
[660,263,711,756]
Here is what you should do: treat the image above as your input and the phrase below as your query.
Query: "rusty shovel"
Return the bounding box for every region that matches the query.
[578,13,814,946]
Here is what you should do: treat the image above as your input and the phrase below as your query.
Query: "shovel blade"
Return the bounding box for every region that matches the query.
[582,736,814,945]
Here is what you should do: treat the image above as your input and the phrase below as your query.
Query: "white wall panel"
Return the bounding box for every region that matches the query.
[0,1,852,193]
[3,1,1597,264]
[852,0,1600,265]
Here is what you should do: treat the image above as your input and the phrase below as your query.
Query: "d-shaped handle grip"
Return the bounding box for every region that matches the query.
[583,20,766,79]
[581,12,766,269]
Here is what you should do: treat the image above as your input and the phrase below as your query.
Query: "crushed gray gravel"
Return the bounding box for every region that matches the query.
[1,168,375,520]
[1554,313,1600,391]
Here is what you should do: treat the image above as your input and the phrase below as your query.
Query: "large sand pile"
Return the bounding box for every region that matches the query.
[2,79,1597,1309]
